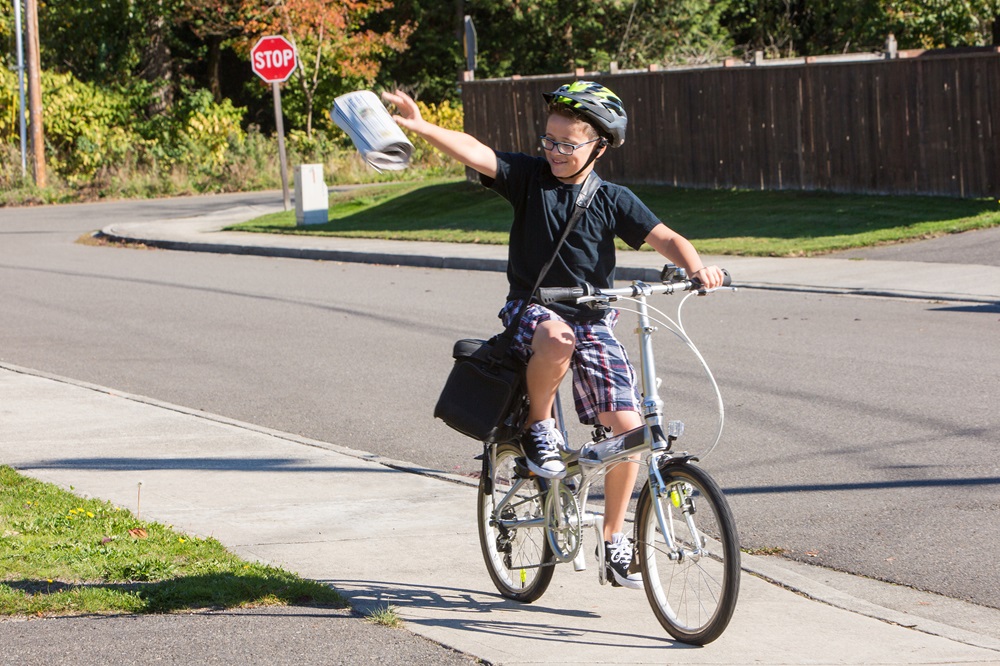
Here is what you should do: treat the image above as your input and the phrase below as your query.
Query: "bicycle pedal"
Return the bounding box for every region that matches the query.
[513,457,533,478]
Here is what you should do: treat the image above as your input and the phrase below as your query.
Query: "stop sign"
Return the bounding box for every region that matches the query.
[250,36,297,83]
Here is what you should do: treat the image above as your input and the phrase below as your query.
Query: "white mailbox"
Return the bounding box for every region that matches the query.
[294,164,329,226]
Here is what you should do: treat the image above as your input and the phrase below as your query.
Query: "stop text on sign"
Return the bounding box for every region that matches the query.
[250,36,297,83]
[255,49,294,70]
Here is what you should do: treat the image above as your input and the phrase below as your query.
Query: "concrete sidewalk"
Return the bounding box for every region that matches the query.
[98,206,1000,305]
[3,364,1000,665]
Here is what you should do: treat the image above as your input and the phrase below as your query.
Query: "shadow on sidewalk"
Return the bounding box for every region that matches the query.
[327,579,698,651]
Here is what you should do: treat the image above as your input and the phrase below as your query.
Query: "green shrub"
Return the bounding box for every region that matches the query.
[146,88,247,172]
[0,68,20,143]
[0,70,468,202]
[40,71,146,183]
[410,99,464,176]
[0,142,31,192]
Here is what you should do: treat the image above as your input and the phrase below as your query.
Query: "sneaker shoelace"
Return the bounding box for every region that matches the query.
[532,429,562,461]
[608,538,633,567]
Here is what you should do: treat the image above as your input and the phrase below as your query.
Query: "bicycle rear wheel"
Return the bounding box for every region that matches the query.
[477,442,555,602]
[635,462,740,645]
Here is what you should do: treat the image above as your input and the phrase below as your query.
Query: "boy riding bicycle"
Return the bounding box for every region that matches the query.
[384,81,725,589]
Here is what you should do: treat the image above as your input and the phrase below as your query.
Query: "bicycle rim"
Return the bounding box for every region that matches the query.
[477,443,554,602]
[636,463,740,645]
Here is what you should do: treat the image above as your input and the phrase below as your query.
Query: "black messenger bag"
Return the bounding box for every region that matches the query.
[433,336,527,444]
[433,173,603,443]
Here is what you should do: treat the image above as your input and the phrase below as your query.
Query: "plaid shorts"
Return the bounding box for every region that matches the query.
[500,300,641,425]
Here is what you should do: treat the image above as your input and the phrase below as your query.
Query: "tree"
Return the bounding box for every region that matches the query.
[235,0,412,137]
[36,0,150,82]
[883,0,998,48]
[612,0,733,67]
[176,0,252,101]
[394,1,733,87]
[464,0,614,77]
[370,0,464,103]
[723,0,999,58]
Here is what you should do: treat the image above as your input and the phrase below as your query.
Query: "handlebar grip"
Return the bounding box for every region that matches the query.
[691,268,732,290]
[538,286,587,305]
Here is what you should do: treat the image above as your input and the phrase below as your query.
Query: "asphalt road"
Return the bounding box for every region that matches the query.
[2,193,998,612]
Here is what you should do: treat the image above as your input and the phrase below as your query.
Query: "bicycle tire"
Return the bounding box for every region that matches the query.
[477,442,555,602]
[635,462,740,645]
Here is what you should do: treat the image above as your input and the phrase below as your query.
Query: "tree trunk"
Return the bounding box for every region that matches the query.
[141,9,173,116]
[564,21,574,71]
[207,36,222,103]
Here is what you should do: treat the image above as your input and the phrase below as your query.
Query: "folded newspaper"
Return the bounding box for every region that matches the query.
[331,90,414,172]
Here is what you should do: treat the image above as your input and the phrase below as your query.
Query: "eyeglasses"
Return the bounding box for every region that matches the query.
[539,136,602,156]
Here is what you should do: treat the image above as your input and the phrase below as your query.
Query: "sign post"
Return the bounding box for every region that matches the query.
[13,0,27,176]
[250,36,298,211]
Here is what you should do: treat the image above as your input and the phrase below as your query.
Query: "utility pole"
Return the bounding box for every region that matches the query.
[25,0,47,188]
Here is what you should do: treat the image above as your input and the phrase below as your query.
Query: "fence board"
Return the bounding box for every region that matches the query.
[461,51,1000,197]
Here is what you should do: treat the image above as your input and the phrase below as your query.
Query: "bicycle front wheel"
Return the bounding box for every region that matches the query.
[635,462,740,645]
[477,442,555,602]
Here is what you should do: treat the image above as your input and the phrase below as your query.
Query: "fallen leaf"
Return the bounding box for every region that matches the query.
[128,528,148,539]
[805,550,819,557]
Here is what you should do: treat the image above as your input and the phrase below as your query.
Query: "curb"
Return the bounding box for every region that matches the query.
[96,227,1000,305]
[95,228,510,274]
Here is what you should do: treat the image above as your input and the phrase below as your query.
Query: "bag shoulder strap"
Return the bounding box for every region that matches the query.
[529,172,603,299]
[491,172,603,359]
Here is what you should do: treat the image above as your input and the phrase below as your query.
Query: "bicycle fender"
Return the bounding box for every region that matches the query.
[657,454,700,469]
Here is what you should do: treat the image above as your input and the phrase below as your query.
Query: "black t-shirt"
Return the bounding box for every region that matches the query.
[482,151,661,321]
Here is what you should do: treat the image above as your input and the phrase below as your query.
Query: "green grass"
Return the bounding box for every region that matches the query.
[365,604,403,628]
[237,178,515,245]
[228,179,1000,256]
[0,466,346,617]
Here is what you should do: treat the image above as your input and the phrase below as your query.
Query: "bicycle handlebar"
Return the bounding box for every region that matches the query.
[538,267,731,306]
[537,285,591,305]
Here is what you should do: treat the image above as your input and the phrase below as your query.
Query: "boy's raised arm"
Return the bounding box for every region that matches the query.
[382,90,498,179]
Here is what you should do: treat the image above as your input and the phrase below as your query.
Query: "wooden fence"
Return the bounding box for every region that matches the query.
[461,50,1000,198]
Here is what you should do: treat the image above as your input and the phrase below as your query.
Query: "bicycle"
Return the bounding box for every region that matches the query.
[476,264,740,645]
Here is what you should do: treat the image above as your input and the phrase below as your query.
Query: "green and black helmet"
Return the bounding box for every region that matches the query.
[543,80,628,148]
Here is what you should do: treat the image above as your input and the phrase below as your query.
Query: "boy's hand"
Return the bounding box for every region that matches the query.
[693,266,726,290]
[381,88,498,178]
[382,90,423,132]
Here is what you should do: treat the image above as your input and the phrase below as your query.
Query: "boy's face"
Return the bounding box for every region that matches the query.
[543,113,605,183]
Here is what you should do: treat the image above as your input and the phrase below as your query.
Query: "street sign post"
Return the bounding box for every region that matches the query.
[251,36,298,211]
